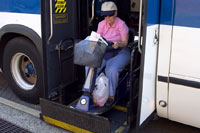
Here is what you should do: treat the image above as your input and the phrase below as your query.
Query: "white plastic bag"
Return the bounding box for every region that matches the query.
[92,72,109,107]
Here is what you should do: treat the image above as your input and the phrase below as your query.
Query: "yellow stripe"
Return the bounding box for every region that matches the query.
[113,105,127,112]
[115,126,125,133]
[43,115,92,133]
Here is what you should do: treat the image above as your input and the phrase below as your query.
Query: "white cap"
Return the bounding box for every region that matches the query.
[101,1,117,16]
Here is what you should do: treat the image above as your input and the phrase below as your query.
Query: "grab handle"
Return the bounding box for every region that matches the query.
[48,0,53,43]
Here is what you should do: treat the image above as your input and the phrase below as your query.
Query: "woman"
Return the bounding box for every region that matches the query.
[96,1,130,106]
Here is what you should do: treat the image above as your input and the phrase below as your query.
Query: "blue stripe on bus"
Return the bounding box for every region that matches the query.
[173,0,200,28]
[1,0,199,28]
[0,0,40,14]
[147,0,160,25]
[147,0,200,28]
[160,0,173,25]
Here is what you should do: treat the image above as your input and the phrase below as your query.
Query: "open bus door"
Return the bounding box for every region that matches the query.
[41,0,88,102]
[136,0,160,130]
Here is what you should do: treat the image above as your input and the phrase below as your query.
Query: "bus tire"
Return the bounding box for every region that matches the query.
[3,37,43,104]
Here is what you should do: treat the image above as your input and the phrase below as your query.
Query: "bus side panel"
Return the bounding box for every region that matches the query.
[0,0,41,36]
[168,76,200,128]
[170,0,200,78]
[169,0,200,128]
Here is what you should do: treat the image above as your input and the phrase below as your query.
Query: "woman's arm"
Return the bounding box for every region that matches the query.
[113,33,129,49]
[112,20,129,49]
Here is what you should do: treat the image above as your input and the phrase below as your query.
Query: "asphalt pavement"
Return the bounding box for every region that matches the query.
[0,103,68,133]
[140,117,200,133]
[0,72,68,133]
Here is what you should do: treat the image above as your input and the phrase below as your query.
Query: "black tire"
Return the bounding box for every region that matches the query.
[3,37,43,104]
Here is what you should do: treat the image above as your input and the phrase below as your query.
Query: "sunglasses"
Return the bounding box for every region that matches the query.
[103,13,115,18]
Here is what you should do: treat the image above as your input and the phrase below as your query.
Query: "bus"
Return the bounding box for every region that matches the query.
[0,0,200,132]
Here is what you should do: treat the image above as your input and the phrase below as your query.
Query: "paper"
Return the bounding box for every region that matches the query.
[89,31,101,41]
[85,31,108,46]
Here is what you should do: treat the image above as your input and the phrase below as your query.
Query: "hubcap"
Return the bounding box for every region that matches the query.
[11,53,37,90]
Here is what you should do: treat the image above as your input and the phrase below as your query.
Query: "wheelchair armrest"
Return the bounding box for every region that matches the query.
[128,40,138,50]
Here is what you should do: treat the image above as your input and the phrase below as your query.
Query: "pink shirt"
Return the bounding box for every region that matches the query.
[97,17,128,42]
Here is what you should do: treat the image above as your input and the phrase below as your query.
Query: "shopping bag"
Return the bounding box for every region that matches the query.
[92,72,109,107]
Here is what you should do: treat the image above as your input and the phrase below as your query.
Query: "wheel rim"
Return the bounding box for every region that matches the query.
[11,53,37,90]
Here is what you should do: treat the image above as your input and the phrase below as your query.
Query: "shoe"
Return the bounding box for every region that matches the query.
[105,98,114,107]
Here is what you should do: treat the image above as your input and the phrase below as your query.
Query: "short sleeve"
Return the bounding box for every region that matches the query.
[119,22,129,37]
[97,21,104,36]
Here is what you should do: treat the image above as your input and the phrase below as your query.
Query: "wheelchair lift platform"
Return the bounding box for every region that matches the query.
[40,98,129,133]
[69,98,117,115]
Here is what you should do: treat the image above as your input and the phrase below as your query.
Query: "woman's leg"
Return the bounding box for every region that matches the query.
[105,48,130,97]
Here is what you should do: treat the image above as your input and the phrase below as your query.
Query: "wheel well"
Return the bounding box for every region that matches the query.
[0,33,36,70]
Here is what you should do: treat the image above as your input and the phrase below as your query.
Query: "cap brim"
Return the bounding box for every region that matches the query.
[101,10,115,16]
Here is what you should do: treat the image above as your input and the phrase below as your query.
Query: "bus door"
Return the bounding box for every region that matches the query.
[41,0,88,101]
[136,0,161,128]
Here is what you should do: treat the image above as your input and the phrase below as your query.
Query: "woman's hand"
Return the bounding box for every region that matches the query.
[113,36,128,49]
[112,42,119,49]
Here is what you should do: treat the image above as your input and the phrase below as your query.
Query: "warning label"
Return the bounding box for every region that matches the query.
[55,0,66,13]
[54,0,68,24]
